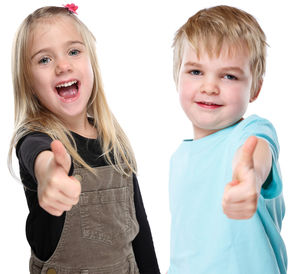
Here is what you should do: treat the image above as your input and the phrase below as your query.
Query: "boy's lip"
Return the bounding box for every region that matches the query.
[196,101,223,109]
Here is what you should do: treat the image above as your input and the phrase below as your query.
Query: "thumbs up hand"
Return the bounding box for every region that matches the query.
[222,136,262,220]
[34,140,81,216]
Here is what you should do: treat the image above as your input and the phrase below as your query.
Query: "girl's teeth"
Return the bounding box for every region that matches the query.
[56,80,77,88]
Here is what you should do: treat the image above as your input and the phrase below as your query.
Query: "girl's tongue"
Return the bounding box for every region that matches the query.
[56,83,78,99]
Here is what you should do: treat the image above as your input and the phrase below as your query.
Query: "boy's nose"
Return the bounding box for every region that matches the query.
[55,59,72,75]
[200,83,220,95]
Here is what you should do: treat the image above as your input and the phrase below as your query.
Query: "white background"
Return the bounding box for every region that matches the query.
[1,0,299,273]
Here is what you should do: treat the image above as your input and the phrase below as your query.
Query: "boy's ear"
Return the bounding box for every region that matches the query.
[250,79,263,103]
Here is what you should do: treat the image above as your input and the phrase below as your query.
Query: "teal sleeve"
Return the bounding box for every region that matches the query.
[232,115,282,199]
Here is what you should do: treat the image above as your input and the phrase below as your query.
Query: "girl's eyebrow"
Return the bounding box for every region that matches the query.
[31,48,51,60]
[31,40,85,60]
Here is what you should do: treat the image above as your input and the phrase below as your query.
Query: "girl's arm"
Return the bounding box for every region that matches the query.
[132,174,161,274]
[222,136,272,219]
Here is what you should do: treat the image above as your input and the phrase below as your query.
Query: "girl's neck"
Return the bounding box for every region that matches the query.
[63,116,97,139]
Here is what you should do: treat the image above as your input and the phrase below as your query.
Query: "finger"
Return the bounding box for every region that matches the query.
[240,136,258,169]
[223,199,257,211]
[223,181,241,203]
[51,140,71,174]
[44,206,64,217]
[228,180,239,187]
[222,199,256,220]
[54,188,80,206]
[223,180,240,203]
[232,137,257,182]
[223,180,257,203]
[39,186,78,209]
[58,176,81,202]
[224,212,254,220]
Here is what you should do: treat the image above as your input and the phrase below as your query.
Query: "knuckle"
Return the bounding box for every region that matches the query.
[73,196,80,205]
[39,194,50,208]
[48,178,59,189]
[44,190,55,202]
[53,210,64,217]
[65,205,73,211]
[74,185,82,198]
[222,200,228,211]
[224,195,232,204]
[39,199,46,209]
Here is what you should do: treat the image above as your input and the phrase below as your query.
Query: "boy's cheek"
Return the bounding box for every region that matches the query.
[178,79,196,97]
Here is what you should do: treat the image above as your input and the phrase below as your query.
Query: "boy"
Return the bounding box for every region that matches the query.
[169,5,287,274]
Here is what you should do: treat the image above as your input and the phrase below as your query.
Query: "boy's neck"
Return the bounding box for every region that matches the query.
[193,118,244,140]
[193,128,219,140]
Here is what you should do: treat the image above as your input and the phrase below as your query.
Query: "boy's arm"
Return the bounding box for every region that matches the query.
[222,136,272,219]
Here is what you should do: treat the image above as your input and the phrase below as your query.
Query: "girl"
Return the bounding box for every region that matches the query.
[9,4,160,274]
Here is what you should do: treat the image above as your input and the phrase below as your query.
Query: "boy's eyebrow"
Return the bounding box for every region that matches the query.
[30,40,85,60]
[220,66,245,75]
[183,62,202,68]
[183,62,245,74]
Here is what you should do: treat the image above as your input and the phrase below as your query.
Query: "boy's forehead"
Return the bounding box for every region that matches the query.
[182,38,250,61]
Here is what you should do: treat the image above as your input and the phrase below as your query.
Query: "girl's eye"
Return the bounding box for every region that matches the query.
[224,74,238,80]
[69,49,80,56]
[38,57,51,64]
[190,70,201,76]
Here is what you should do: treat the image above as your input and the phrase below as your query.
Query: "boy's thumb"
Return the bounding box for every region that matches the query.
[240,136,258,168]
[51,140,71,174]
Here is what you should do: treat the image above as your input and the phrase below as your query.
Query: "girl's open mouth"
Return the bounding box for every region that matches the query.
[55,80,79,100]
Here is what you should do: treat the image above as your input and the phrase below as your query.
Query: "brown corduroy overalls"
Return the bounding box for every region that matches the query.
[29,165,140,274]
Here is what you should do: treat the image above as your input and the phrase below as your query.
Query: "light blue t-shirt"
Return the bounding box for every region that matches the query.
[169,115,287,274]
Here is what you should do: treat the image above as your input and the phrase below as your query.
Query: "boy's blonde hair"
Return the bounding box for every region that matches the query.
[173,5,267,97]
[9,6,136,178]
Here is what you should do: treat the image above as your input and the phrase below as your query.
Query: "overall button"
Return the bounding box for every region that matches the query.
[74,174,82,182]
[46,268,56,274]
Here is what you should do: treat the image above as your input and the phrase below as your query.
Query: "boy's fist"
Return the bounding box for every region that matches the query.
[35,140,81,216]
[222,136,259,220]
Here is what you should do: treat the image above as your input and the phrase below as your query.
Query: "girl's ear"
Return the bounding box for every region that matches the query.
[250,79,263,103]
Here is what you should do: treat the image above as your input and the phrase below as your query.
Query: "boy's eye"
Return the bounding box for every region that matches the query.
[189,70,202,76]
[38,57,51,64]
[224,74,237,80]
[69,49,80,56]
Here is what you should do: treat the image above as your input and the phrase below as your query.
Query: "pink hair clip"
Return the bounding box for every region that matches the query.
[63,3,78,14]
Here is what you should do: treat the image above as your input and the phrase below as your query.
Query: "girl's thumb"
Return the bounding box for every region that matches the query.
[50,140,71,174]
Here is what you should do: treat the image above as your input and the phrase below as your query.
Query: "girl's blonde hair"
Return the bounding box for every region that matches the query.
[173,5,267,97]
[9,6,136,177]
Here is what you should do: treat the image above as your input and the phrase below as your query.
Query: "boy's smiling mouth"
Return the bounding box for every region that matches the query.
[196,101,223,109]
[55,80,80,101]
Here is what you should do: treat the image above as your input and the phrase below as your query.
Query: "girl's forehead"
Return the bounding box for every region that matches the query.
[28,15,82,48]
[31,15,76,32]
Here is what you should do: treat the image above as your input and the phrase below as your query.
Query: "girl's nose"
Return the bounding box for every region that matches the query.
[55,58,72,75]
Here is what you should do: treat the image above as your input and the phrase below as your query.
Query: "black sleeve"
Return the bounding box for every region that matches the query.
[132,174,161,274]
[16,132,66,261]
[16,132,53,188]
